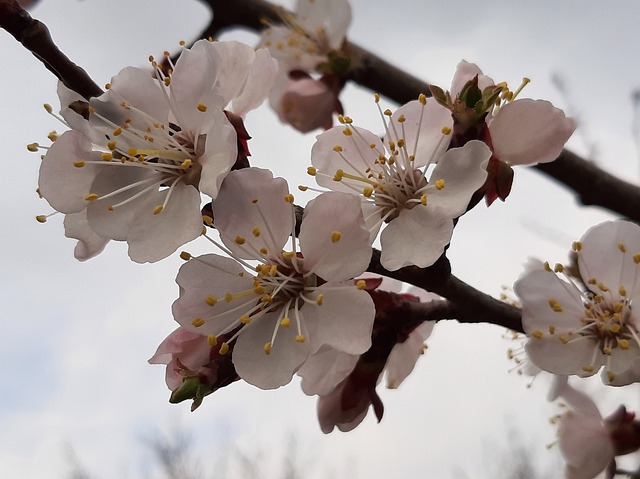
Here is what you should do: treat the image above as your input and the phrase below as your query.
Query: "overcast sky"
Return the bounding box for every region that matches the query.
[1,0,640,478]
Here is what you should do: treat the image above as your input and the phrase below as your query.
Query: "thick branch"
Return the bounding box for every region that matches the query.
[0,0,102,100]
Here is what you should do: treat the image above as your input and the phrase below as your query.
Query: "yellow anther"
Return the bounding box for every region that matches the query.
[282,251,295,259]
[434,179,445,190]
[581,365,594,373]
[337,114,345,124]
[333,145,343,152]
[607,371,615,382]
[269,265,278,276]
[571,241,582,251]
[548,325,555,335]
[85,193,100,202]
[259,247,268,255]
[554,263,564,273]
[206,334,217,346]
[202,215,213,226]
[163,77,171,87]
[235,236,246,245]
[280,317,291,327]
[250,227,260,237]
[384,109,392,116]
[35,215,47,223]
[342,127,353,136]
[181,159,192,169]
[47,131,58,142]
[295,335,306,343]
[153,205,164,215]
[374,92,381,103]
[587,278,597,285]
[27,143,40,152]
[543,262,553,272]
[253,284,265,294]
[598,282,609,292]
[343,116,353,124]
[261,294,272,303]
[224,293,234,303]
[333,170,344,182]
[284,194,295,203]
[202,295,217,307]
[363,186,373,198]
[618,243,627,253]
[441,126,452,136]
[397,115,406,123]
[219,342,230,355]
[197,103,207,112]
[331,231,342,243]
[307,166,317,176]
[531,330,544,339]
[420,194,427,206]
[609,323,621,333]
[251,198,259,204]
[619,339,630,349]
[316,294,324,305]
[264,342,273,355]
[113,127,123,136]
[548,299,563,313]
[179,40,186,46]
[388,141,396,151]
[559,335,569,344]
[240,315,251,324]
[73,161,86,168]
[107,141,117,150]
[619,286,628,297]
[127,147,138,157]
[44,103,53,113]
[192,317,205,327]
[356,279,366,290]
[298,185,308,192]
[634,253,640,264]
[100,152,113,161]
[180,251,192,261]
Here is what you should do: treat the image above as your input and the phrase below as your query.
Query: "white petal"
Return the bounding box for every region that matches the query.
[386,322,434,389]
[489,99,576,165]
[172,254,254,335]
[559,411,613,479]
[426,140,491,216]
[229,47,278,116]
[303,285,374,355]
[63,211,110,261]
[212,168,291,260]
[379,205,453,270]
[126,183,203,263]
[298,346,359,396]
[299,191,371,282]
[525,336,599,377]
[38,130,103,213]
[387,100,453,168]
[311,125,384,193]
[578,220,640,301]
[233,310,309,389]
[450,60,495,98]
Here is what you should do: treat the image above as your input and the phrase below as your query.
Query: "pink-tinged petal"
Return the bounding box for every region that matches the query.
[514,269,586,331]
[299,192,371,282]
[387,100,453,168]
[85,167,162,241]
[303,285,374,355]
[228,47,278,116]
[276,77,337,133]
[296,0,351,49]
[38,130,103,213]
[63,211,110,261]
[148,327,211,390]
[379,205,453,270]
[195,108,238,199]
[426,140,491,216]
[172,254,254,335]
[126,183,203,263]
[298,346,359,396]
[525,336,597,377]
[311,125,383,193]
[213,168,291,260]
[233,310,309,389]
[559,411,614,479]
[103,66,169,124]
[386,322,434,389]
[489,99,576,165]
[578,220,640,301]
[317,379,370,434]
[57,82,91,134]
[450,60,495,98]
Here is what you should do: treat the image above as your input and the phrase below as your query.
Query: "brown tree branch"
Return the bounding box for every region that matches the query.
[0,0,102,100]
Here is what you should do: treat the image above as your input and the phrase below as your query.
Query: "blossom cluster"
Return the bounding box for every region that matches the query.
[28,1,629,477]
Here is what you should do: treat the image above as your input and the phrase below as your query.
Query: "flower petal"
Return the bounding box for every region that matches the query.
[63,211,110,261]
[298,346,359,396]
[489,99,576,165]
[386,322,434,389]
